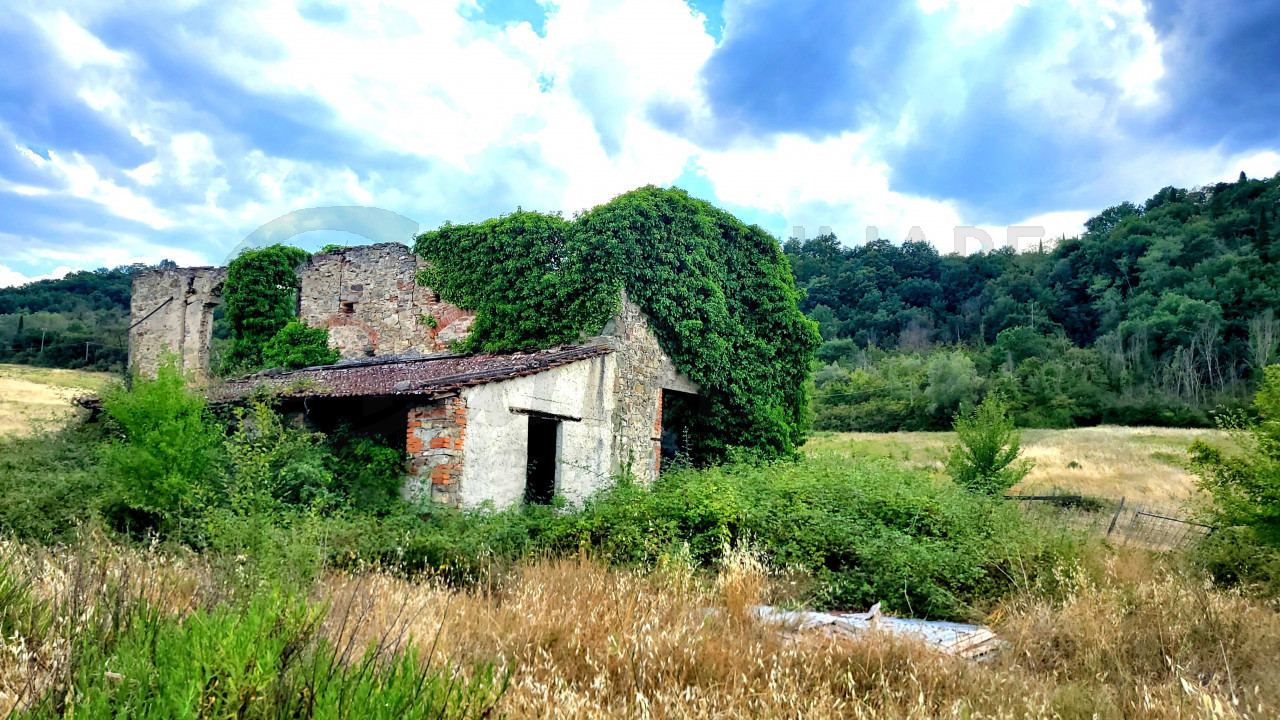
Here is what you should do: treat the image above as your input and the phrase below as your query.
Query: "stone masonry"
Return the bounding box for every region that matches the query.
[406,395,467,506]
[597,292,698,484]
[298,243,474,359]
[129,266,227,381]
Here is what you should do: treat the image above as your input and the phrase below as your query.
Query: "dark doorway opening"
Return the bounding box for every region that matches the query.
[660,390,705,470]
[525,416,560,504]
[297,396,405,444]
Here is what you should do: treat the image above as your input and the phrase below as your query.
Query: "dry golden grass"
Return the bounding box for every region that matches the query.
[0,364,115,437]
[316,546,1280,719]
[5,537,1278,719]
[807,426,1231,502]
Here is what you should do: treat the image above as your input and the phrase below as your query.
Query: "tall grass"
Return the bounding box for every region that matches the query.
[0,535,505,719]
[6,535,1276,719]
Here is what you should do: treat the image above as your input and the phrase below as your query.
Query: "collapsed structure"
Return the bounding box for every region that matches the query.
[128,243,699,509]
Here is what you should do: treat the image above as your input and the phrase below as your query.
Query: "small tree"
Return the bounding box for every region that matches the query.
[261,320,338,370]
[946,394,1031,495]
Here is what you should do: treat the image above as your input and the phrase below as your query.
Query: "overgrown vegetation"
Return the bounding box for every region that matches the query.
[415,187,821,461]
[222,245,312,374]
[0,266,138,371]
[802,173,1280,431]
[1191,364,1280,591]
[2,358,1279,716]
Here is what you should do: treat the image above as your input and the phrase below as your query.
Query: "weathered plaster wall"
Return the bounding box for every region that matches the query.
[458,355,615,508]
[405,395,467,506]
[129,267,227,381]
[595,293,698,485]
[298,244,473,359]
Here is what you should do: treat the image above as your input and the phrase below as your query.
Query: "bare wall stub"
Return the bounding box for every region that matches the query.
[595,292,699,484]
[298,243,474,359]
[129,266,226,380]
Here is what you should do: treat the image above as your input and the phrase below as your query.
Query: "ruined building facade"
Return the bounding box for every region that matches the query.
[129,243,699,508]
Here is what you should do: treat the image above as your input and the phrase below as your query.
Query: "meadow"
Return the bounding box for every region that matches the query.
[1,366,1278,718]
[0,365,113,438]
[808,426,1230,502]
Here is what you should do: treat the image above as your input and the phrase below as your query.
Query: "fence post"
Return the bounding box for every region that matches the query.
[1106,496,1126,538]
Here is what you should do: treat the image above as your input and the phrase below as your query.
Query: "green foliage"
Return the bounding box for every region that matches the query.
[415,211,619,351]
[0,265,139,371]
[223,400,335,516]
[1191,365,1280,549]
[946,395,1032,495]
[0,422,109,540]
[414,187,820,460]
[325,429,406,512]
[261,319,339,370]
[224,245,311,372]
[26,585,506,720]
[100,358,221,527]
[788,173,1280,430]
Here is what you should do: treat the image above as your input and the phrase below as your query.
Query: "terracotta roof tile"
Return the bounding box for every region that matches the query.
[207,344,613,403]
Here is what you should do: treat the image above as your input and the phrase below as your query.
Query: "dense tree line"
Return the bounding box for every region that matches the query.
[0,265,153,371]
[792,172,1280,429]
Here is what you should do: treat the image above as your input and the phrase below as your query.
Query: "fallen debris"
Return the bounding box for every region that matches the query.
[753,604,1002,660]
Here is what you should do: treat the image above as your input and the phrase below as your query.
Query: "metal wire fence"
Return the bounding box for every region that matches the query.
[1007,492,1216,551]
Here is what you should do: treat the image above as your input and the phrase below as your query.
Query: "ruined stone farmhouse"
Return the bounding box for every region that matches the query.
[129,243,700,509]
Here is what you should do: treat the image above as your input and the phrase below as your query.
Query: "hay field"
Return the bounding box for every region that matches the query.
[0,364,115,437]
[806,426,1232,502]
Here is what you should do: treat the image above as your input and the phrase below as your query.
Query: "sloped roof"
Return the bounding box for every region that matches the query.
[207,344,613,403]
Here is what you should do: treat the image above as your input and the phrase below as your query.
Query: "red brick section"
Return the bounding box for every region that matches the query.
[406,395,467,506]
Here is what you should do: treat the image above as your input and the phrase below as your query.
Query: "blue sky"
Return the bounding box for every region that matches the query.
[1,0,1278,285]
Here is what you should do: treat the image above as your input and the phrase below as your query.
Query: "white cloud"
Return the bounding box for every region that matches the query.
[5,0,1278,280]
[0,263,78,288]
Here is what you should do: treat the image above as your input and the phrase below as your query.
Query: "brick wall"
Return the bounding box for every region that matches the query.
[405,395,468,506]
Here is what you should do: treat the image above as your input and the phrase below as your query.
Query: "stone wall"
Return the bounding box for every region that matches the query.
[298,243,473,360]
[129,267,227,381]
[405,395,467,506]
[595,292,698,485]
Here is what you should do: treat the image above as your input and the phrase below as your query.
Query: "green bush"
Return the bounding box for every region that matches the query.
[261,320,339,370]
[99,359,221,529]
[223,244,311,373]
[946,395,1032,495]
[1192,365,1280,548]
[0,421,109,540]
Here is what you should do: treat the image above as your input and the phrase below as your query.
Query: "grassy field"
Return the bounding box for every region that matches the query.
[0,364,115,437]
[806,426,1231,502]
[4,537,1277,719]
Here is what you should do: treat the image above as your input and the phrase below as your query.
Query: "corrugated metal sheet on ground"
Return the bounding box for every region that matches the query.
[754,604,1002,660]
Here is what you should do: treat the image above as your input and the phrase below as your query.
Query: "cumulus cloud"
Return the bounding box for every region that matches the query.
[1,0,1279,278]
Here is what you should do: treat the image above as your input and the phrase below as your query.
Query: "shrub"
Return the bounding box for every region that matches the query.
[1191,364,1280,547]
[99,359,221,529]
[0,421,108,540]
[946,394,1032,495]
[261,320,339,370]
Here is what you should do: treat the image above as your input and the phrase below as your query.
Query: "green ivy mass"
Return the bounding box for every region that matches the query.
[413,186,821,460]
[223,245,311,373]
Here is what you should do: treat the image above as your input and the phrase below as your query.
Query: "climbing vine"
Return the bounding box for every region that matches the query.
[223,245,312,373]
[413,187,821,460]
